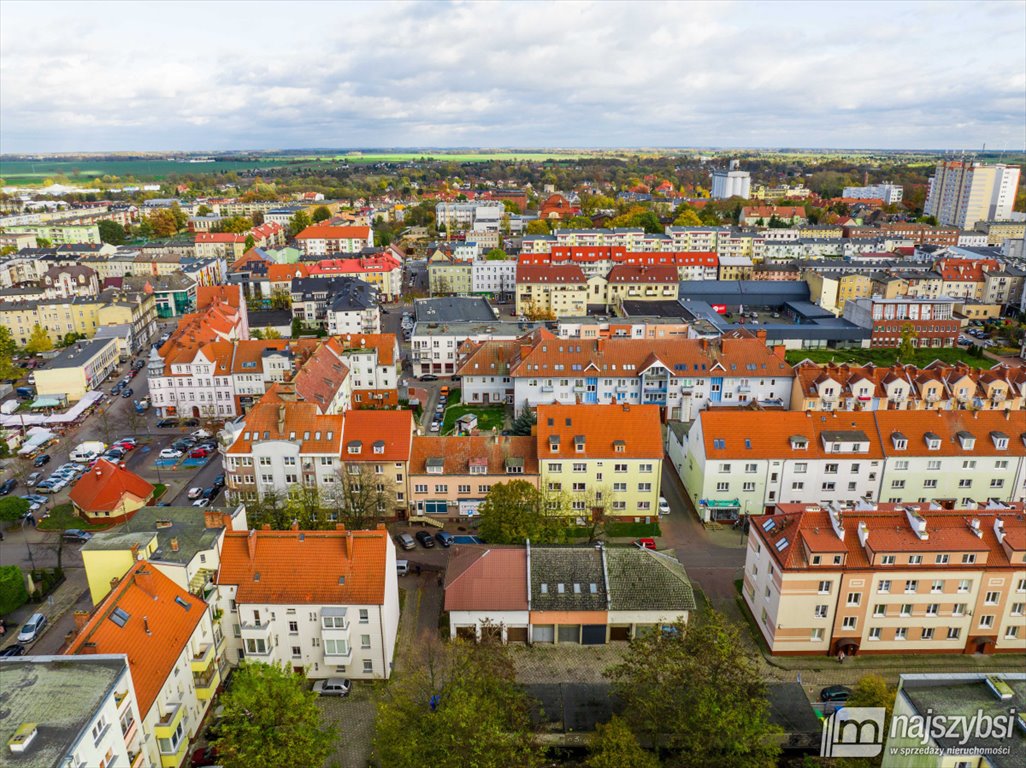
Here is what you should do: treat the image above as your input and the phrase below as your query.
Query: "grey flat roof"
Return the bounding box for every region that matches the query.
[413,319,538,337]
[414,296,496,323]
[41,338,117,370]
[0,656,129,768]
[82,506,223,565]
[678,280,811,303]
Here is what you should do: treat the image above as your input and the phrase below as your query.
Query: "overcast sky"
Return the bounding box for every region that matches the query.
[2,0,1025,153]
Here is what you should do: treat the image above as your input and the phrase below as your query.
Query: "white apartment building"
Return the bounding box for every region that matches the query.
[842,183,903,204]
[458,330,793,419]
[0,656,149,768]
[434,201,505,232]
[925,161,1021,229]
[411,320,532,378]
[711,160,752,199]
[677,409,1026,521]
[471,259,517,296]
[215,528,401,681]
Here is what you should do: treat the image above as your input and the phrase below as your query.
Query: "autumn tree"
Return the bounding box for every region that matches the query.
[587,716,661,768]
[477,480,568,544]
[673,209,702,226]
[25,324,53,354]
[212,662,334,768]
[374,638,542,768]
[326,464,396,529]
[607,611,781,768]
[525,219,551,235]
[311,205,331,223]
[214,215,254,234]
[898,323,918,361]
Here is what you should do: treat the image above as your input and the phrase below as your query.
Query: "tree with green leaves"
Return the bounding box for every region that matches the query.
[212,662,334,768]
[245,234,256,251]
[311,205,331,223]
[35,237,53,248]
[0,327,17,359]
[196,204,213,216]
[25,324,53,354]
[587,716,661,768]
[0,564,29,615]
[0,496,30,523]
[485,248,507,261]
[477,480,568,545]
[525,219,551,235]
[262,326,282,339]
[673,209,702,226]
[287,210,311,237]
[898,323,918,361]
[98,219,127,244]
[374,638,543,768]
[510,404,536,436]
[607,611,781,768]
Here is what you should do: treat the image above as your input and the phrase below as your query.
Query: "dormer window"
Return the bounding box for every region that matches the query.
[891,432,907,450]
[549,436,560,453]
[990,431,1008,450]
[924,432,941,451]
[574,436,585,453]
[956,431,975,450]
[613,440,625,453]
[347,441,362,455]
[790,436,808,450]
[373,440,385,455]
[426,458,444,474]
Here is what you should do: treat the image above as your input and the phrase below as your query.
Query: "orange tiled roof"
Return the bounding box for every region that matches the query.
[410,435,538,475]
[873,409,1026,457]
[230,248,271,271]
[216,528,389,605]
[753,502,1026,571]
[741,206,805,219]
[605,264,678,284]
[196,284,243,310]
[226,401,343,455]
[516,264,587,284]
[65,563,206,715]
[934,258,1001,282]
[326,333,398,367]
[295,224,371,240]
[700,410,885,460]
[342,410,413,461]
[307,254,401,275]
[443,545,529,611]
[536,403,662,460]
[292,342,350,411]
[68,459,155,513]
[267,263,311,282]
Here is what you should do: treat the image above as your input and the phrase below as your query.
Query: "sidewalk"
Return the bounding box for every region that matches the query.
[0,566,87,651]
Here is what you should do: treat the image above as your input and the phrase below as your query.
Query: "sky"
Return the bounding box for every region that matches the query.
[1,0,1025,153]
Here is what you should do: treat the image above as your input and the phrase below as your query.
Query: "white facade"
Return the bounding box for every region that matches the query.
[326,304,382,335]
[925,162,1021,228]
[434,201,504,232]
[711,161,751,200]
[471,260,517,295]
[842,183,903,204]
[411,322,525,377]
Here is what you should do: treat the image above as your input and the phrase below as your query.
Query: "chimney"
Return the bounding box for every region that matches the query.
[290,520,300,531]
[247,529,257,560]
[135,568,156,597]
[109,576,120,591]
[170,537,179,552]
[204,509,222,529]
[772,344,786,361]
[129,543,141,561]
[344,530,352,560]
[74,610,91,631]
[335,523,347,531]
[221,512,234,530]
[143,617,151,636]
[277,404,286,434]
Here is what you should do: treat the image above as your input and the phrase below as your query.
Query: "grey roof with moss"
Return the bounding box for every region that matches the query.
[897,673,1026,768]
[0,656,129,768]
[81,506,223,565]
[604,548,696,612]
[529,547,607,611]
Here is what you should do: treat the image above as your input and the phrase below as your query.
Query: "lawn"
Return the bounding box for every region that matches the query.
[37,503,108,532]
[441,404,506,435]
[785,347,996,369]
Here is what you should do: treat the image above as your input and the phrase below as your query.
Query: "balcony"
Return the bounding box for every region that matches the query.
[240,620,271,637]
[128,751,145,768]
[159,737,188,768]
[193,665,221,701]
[114,689,131,711]
[154,703,183,739]
[190,643,214,673]
[121,716,138,746]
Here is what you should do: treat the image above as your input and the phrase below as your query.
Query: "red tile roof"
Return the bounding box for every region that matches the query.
[217,528,390,604]
[699,410,885,460]
[536,403,663,460]
[226,401,343,455]
[295,224,372,241]
[516,264,587,284]
[605,264,679,284]
[267,263,311,282]
[307,254,401,275]
[342,410,413,461]
[69,459,155,514]
[443,545,528,611]
[66,563,206,715]
[196,232,247,243]
[196,284,243,310]
[410,435,538,475]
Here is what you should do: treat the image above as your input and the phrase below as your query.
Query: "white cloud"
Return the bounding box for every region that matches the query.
[1,0,1024,151]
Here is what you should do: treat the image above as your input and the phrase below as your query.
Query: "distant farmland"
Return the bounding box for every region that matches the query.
[0,151,597,185]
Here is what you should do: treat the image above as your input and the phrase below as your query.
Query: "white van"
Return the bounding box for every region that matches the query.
[396,560,409,576]
[70,441,106,463]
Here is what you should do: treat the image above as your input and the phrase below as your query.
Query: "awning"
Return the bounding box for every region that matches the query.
[29,397,61,409]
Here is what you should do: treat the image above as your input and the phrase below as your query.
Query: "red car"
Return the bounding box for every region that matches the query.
[190,447,211,459]
[191,745,219,766]
[634,538,657,551]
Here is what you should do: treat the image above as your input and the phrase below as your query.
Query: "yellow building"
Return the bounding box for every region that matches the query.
[536,403,663,521]
[0,290,157,351]
[32,337,119,401]
[975,219,1026,246]
[796,224,843,239]
[4,223,101,244]
[516,265,589,318]
[806,271,872,315]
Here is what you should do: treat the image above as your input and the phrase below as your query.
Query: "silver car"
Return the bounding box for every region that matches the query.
[313,678,351,697]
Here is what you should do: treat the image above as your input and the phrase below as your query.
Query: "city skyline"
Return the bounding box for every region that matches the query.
[1,0,1025,153]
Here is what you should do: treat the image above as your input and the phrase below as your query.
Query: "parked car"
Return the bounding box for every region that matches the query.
[201,486,218,500]
[415,530,435,548]
[429,421,440,433]
[181,418,200,427]
[658,497,671,515]
[121,388,133,398]
[33,454,51,467]
[191,746,219,767]
[0,478,17,495]
[420,374,438,382]
[111,383,124,395]
[212,474,225,489]
[189,447,212,459]
[17,613,47,643]
[104,447,126,461]
[435,531,455,547]
[116,437,138,448]
[396,560,409,576]
[159,448,183,459]
[634,537,657,550]
[63,529,94,543]
[192,429,213,439]
[820,685,853,703]
[0,644,26,657]
[156,418,179,428]
[187,487,204,499]
[313,678,352,697]
[21,494,47,506]
[132,359,145,370]
[395,533,416,551]
[171,439,195,451]
[26,472,42,487]
[34,480,56,493]
[192,498,211,507]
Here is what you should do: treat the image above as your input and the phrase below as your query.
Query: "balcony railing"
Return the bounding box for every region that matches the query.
[190,643,214,672]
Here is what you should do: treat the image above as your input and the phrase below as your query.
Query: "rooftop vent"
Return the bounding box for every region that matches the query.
[7,723,37,754]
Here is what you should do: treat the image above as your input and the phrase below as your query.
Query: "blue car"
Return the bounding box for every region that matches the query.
[434,531,455,547]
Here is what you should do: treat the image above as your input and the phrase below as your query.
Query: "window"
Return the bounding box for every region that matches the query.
[245,637,267,655]
[614,463,627,473]
[811,628,824,641]
[288,621,298,633]
[324,638,349,656]
[926,604,938,616]
[158,720,185,754]
[878,580,891,594]
[359,609,369,623]
[716,482,730,492]
[1006,626,1020,640]
[905,580,918,594]
[985,591,1000,605]
[363,660,373,674]
[842,616,857,630]
[962,554,976,565]
[921,627,934,640]
[881,555,895,565]
[361,634,371,649]
[818,581,831,594]
[895,627,907,640]
[794,463,807,474]
[958,579,971,593]
[873,604,886,618]
[909,555,922,565]
[958,479,972,488]
[742,481,756,492]
[931,580,943,593]
[291,646,301,658]
[894,460,909,471]
[979,615,994,629]
[745,463,757,474]
[846,593,861,607]
[900,604,912,617]
[640,463,653,473]
[923,479,938,489]
[1011,603,1025,616]
[814,605,828,619]
[868,627,881,640]
[891,480,905,489]
[573,462,587,473]
[936,554,949,564]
